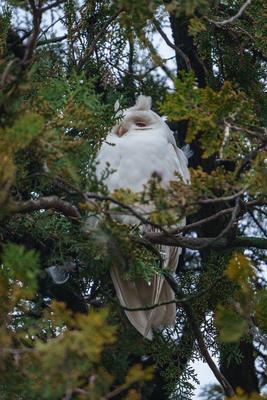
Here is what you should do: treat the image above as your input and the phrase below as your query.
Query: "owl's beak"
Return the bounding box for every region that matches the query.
[118,125,128,136]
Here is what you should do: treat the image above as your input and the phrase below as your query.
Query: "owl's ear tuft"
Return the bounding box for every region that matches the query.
[134,95,152,111]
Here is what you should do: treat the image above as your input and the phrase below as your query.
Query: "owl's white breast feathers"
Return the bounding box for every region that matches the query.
[94,95,190,339]
[97,100,189,192]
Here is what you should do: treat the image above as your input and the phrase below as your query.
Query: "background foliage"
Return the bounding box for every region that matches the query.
[0,0,266,399]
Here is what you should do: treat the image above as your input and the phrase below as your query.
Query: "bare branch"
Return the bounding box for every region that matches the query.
[85,193,170,234]
[77,9,123,72]
[152,18,191,71]
[37,35,68,46]
[9,196,81,223]
[164,272,236,397]
[12,192,264,250]
[235,141,267,178]
[248,209,267,237]
[86,192,267,241]
[197,197,241,249]
[41,0,66,13]
[22,0,42,67]
[198,189,245,204]
[169,199,266,235]
[143,234,267,250]
[208,0,252,27]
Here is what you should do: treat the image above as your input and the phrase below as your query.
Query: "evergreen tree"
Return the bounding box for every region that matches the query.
[0,1,266,399]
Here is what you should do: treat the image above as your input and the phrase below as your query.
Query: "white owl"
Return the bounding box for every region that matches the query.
[96,95,190,340]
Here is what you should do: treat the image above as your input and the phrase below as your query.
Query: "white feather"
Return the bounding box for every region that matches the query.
[133,95,152,110]
[95,97,190,339]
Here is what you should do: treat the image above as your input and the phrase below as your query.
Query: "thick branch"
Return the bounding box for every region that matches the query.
[22,0,42,67]
[143,234,267,250]
[9,196,81,223]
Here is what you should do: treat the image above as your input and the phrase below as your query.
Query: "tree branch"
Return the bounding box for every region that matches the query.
[208,0,252,27]
[152,18,191,71]
[197,196,240,250]
[198,189,245,204]
[77,9,123,72]
[164,272,236,397]
[85,192,170,234]
[248,209,267,237]
[9,196,81,223]
[22,0,42,67]
[37,35,68,47]
[143,234,267,250]
[41,0,66,13]
[169,199,267,235]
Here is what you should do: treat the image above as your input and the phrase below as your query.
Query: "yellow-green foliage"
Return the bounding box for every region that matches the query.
[216,253,258,343]
[227,387,267,400]
[1,0,266,398]
[160,72,254,158]
[0,243,153,399]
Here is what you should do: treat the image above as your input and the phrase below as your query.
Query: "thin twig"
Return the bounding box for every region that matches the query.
[235,142,267,178]
[198,189,245,204]
[208,0,252,27]
[143,36,175,81]
[41,0,66,13]
[197,197,241,249]
[164,272,236,397]
[77,9,123,72]
[85,192,170,235]
[121,276,223,312]
[248,209,267,237]
[152,18,191,70]
[37,35,68,46]
[122,299,179,312]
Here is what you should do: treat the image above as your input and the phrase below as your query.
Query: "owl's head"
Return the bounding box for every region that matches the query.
[112,95,168,137]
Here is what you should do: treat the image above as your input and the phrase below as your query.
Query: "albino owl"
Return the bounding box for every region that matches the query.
[96,95,190,340]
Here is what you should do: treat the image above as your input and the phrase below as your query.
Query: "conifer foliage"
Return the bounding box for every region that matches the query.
[0,1,266,399]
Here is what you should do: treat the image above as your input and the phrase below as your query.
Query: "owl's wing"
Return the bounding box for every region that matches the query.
[167,132,190,184]
[143,136,189,337]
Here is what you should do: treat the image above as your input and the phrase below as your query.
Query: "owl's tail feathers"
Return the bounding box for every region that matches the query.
[143,245,179,336]
[110,245,179,340]
[110,266,154,340]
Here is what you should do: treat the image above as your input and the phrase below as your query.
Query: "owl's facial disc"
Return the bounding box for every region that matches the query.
[117,118,149,137]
